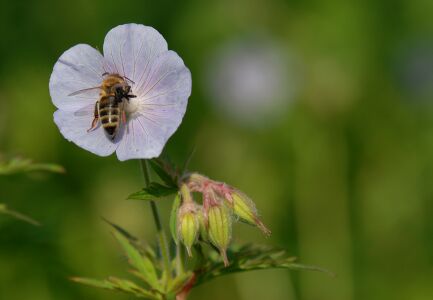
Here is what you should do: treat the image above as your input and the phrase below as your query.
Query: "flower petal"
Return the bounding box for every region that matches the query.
[103,24,168,83]
[49,44,106,112]
[54,106,118,157]
[116,51,191,161]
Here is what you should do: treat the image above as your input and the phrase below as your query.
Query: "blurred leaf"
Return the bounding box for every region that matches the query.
[169,193,181,244]
[103,218,157,261]
[0,156,65,175]
[194,244,333,286]
[127,183,178,201]
[71,277,160,299]
[0,203,40,226]
[149,159,178,187]
[112,231,161,289]
[71,277,114,289]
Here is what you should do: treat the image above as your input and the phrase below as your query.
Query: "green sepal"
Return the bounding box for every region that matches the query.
[127,182,178,201]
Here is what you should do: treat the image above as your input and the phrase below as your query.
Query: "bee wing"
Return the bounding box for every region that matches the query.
[68,86,101,97]
[73,104,94,117]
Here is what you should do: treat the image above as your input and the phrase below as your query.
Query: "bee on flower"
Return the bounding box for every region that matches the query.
[49,24,192,161]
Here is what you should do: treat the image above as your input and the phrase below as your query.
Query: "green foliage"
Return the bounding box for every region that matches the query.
[0,156,65,175]
[73,221,194,299]
[127,182,178,201]
[0,154,64,225]
[73,219,330,299]
[112,231,161,290]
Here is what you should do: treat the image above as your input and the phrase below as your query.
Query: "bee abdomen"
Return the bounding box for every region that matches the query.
[99,104,120,139]
[104,125,117,137]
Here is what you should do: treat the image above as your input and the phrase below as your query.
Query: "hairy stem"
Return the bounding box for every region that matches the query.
[140,159,171,282]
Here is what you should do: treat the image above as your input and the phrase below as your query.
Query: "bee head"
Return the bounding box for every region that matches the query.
[113,84,132,99]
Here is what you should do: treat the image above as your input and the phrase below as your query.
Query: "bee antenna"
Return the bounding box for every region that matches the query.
[123,75,135,84]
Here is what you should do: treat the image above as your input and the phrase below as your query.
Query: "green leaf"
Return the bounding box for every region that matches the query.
[71,277,160,299]
[0,156,65,175]
[103,218,156,262]
[71,277,115,289]
[0,203,40,226]
[194,244,333,286]
[169,193,181,244]
[112,231,160,289]
[127,183,178,201]
[149,159,177,187]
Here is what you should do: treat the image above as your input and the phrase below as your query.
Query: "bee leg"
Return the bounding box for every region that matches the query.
[122,109,127,125]
[87,102,100,132]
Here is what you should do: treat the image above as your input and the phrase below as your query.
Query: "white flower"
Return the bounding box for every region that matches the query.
[49,24,191,161]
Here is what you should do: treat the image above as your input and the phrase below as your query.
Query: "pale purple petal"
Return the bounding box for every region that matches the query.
[103,24,168,83]
[49,44,106,112]
[116,51,191,161]
[54,106,118,157]
[115,115,158,161]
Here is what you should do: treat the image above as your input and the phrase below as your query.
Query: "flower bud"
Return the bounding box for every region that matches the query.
[232,192,271,236]
[177,203,199,257]
[207,204,232,266]
[197,209,209,241]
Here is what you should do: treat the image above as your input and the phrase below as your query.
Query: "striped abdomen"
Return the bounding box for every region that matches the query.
[99,95,120,140]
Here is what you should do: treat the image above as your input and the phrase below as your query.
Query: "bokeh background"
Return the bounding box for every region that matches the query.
[1,0,433,299]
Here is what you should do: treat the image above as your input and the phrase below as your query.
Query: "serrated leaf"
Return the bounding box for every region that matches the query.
[169,193,181,244]
[149,159,177,187]
[113,231,160,289]
[127,183,178,201]
[107,277,159,298]
[194,244,333,286]
[103,219,156,262]
[72,277,160,299]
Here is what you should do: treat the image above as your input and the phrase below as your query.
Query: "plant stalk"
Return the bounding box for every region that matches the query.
[140,159,171,282]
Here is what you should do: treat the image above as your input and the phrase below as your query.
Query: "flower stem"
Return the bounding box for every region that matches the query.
[140,159,171,282]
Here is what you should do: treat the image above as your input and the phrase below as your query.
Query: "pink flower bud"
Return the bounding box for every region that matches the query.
[177,202,199,257]
[231,191,271,236]
[207,204,232,266]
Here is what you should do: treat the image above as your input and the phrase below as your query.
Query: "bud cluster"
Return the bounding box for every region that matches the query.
[174,173,270,266]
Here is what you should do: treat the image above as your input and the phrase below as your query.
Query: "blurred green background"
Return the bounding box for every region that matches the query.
[1,0,433,299]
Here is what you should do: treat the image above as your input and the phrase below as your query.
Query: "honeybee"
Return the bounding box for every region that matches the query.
[69,73,136,140]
